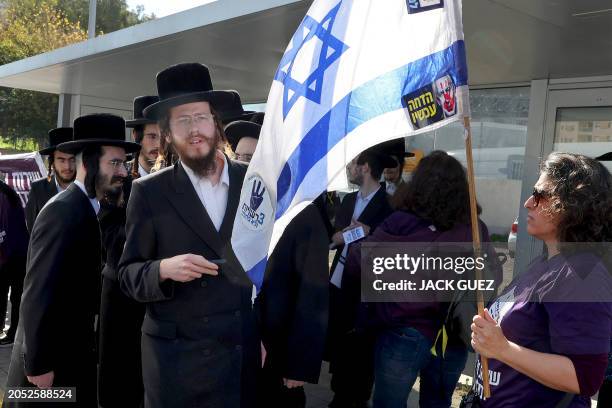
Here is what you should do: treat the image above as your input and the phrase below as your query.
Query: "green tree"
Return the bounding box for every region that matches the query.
[56,0,155,35]
[0,1,87,149]
[0,0,154,150]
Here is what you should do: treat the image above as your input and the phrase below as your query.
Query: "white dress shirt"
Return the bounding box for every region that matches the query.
[330,186,380,288]
[183,153,230,232]
[138,163,149,178]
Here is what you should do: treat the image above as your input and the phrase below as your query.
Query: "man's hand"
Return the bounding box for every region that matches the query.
[27,371,54,388]
[261,342,267,368]
[283,378,305,389]
[159,254,219,282]
[331,231,345,247]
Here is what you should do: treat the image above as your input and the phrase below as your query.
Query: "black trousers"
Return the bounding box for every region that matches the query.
[98,276,145,408]
[257,357,306,408]
[0,256,26,339]
[327,285,375,406]
[598,379,611,408]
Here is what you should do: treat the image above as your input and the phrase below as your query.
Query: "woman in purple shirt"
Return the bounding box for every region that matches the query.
[343,151,501,408]
[471,152,612,407]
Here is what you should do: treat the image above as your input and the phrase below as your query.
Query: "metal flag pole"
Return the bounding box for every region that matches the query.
[463,116,491,398]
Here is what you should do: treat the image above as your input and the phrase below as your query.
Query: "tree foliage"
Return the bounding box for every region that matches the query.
[0,0,154,150]
[56,0,155,35]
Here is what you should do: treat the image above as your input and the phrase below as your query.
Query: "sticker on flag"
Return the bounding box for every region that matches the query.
[404,73,457,129]
[232,0,469,293]
[406,0,444,14]
[239,175,273,231]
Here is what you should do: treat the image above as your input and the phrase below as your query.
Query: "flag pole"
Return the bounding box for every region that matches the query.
[463,116,491,398]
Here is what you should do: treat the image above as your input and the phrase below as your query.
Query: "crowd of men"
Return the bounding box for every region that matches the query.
[0,62,412,408]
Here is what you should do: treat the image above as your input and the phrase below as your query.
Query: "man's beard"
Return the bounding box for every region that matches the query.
[53,166,75,185]
[96,172,125,206]
[173,134,219,177]
[144,148,159,165]
[348,173,363,186]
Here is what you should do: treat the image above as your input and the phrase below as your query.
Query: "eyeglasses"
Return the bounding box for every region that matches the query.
[108,159,129,171]
[170,113,215,134]
[531,187,549,207]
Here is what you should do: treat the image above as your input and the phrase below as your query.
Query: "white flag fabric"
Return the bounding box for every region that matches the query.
[232,0,469,292]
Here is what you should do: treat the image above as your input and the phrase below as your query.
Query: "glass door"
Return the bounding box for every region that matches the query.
[515,86,612,274]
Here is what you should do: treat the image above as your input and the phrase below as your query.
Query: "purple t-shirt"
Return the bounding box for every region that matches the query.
[476,253,612,408]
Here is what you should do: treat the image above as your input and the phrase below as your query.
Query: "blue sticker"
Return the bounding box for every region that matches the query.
[403,74,457,129]
[406,0,444,14]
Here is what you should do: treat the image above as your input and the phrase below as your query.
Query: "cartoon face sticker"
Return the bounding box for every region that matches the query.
[434,75,456,118]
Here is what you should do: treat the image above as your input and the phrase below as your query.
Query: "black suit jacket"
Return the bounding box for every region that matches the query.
[24,176,59,234]
[255,203,329,383]
[329,188,392,277]
[5,184,100,407]
[118,159,258,408]
[327,188,392,352]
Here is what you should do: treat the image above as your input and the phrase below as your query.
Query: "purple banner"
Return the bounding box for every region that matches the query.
[0,152,46,208]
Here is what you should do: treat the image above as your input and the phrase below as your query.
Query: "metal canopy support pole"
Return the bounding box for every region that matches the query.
[57,94,72,127]
[88,0,97,39]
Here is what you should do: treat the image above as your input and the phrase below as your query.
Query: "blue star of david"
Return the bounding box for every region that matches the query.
[274,2,349,119]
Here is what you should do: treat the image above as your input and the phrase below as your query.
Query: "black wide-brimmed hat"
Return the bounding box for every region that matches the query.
[359,145,402,169]
[39,127,74,155]
[126,95,160,128]
[225,120,262,151]
[249,112,265,125]
[596,152,612,161]
[58,113,141,154]
[378,138,415,164]
[215,90,256,124]
[143,63,229,120]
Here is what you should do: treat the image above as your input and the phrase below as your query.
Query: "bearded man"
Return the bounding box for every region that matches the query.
[118,63,258,408]
[97,95,158,408]
[126,95,161,178]
[4,114,139,408]
[25,128,75,233]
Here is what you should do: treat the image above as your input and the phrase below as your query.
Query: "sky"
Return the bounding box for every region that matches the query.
[126,0,217,18]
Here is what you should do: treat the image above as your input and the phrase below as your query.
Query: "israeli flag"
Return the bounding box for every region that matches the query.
[232,0,469,292]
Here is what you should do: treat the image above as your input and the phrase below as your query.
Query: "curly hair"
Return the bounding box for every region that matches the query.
[394,150,480,231]
[539,152,612,243]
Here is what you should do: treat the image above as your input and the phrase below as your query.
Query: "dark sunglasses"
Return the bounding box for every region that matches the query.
[531,187,549,207]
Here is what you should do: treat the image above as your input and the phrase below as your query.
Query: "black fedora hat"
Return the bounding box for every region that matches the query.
[249,112,265,125]
[378,138,415,163]
[39,127,73,155]
[126,95,160,128]
[224,120,262,152]
[596,152,612,161]
[143,63,229,120]
[58,113,141,154]
[215,90,256,124]
[358,146,398,169]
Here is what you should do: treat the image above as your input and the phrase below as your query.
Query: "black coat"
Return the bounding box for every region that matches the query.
[24,176,58,234]
[4,184,100,408]
[118,160,259,408]
[255,203,329,384]
[329,188,392,279]
[98,201,145,408]
[326,188,392,362]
